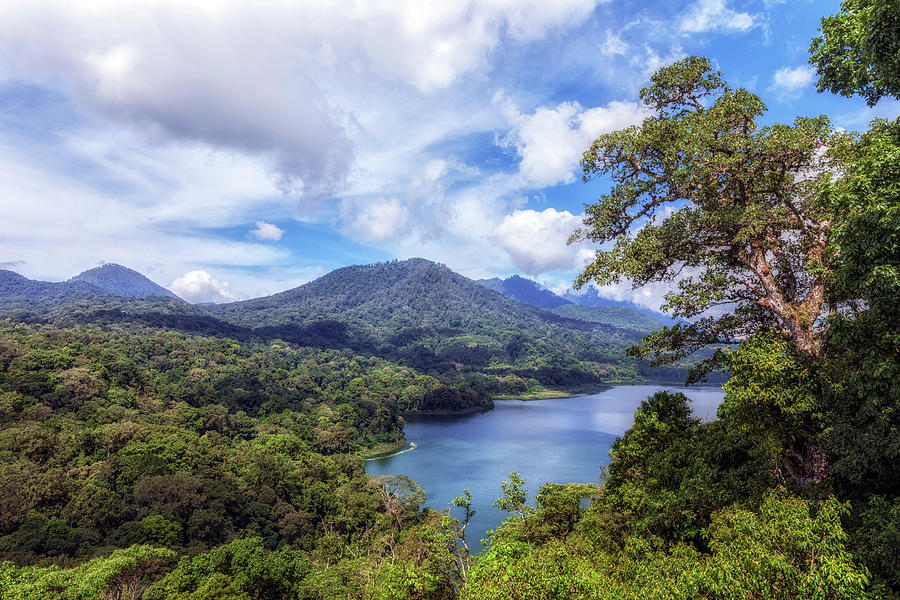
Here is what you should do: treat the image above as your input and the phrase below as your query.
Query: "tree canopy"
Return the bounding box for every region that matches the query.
[572,57,851,373]
[809,0,900,106]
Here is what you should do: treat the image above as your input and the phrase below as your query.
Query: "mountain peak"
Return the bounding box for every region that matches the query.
[70,263,180,299]
[476,275,571,310]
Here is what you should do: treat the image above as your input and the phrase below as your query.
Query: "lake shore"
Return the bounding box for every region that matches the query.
[495,378,727,402]
[359,439,416,460]
[366,383,727,552]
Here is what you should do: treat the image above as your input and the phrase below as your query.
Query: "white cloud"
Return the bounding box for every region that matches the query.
[600,31,628,56]
[772,65,815,93]
[0,0,604,198]
[502,98,648,188]
[346,197,409,243]
[1,0,787,300]
[250,221,284,241]
[492,208,587,275]
[678,0,756,33]
[0,136,290,294]
[635,45,688,78]
[170,270,239,304]
[563,280,672,313]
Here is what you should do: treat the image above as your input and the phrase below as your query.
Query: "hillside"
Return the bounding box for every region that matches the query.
[206,258,646,384]
[551,303,665,334]
[0,268,103,315]
[0,260,680,388]
[69,263,180,298]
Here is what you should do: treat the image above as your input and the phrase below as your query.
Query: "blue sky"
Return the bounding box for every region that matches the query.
[0,0,895,306]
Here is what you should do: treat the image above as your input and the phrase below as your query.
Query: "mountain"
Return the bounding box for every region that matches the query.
[0,259,695,385]
[0,268,103,313]
[563,286,679,326]
[70,263,180,299]
[0,267,202,331]
[476,274,670,331]
[205,258,647,383]
[550,303,666,334]
[476,275,571,309]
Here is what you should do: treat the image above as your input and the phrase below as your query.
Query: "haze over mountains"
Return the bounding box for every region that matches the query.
[0,263,179,307]
[476,274,673,332]
[69,264,180,299]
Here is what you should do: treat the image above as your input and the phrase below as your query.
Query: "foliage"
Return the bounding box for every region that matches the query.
[0,323,443,562]
[143,537,310,600]
[550,304,664,334]
[1,259,655,391]
[809,0,900,106]
[463,491,870,600]
[493,472,532,524]
[572,56,852,373]
[0,544,175,599]
[816,117,900,590]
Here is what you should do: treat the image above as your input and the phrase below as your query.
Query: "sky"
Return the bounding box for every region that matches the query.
[1,0,896,308]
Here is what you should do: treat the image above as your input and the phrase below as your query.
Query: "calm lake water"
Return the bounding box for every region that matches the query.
[365,384,725,549]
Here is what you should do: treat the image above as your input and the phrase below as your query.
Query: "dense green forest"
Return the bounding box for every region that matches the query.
[1,2,898,598]
[1,259,665,389]
[203,259,652,385]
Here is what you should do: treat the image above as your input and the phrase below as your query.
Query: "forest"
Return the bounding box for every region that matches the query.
[1,1,898,598]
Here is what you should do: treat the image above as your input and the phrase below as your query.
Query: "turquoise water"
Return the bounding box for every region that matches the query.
[365,384,725,549]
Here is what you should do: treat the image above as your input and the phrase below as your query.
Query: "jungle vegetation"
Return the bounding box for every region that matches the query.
[1,2,898,597]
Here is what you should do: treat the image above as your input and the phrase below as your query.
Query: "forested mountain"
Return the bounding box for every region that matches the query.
[204,258,650,384]
[477,274,670,331]
[1,264,178,309]
[0,269,103,308]
[0,259,688,391]
[69,264,180,299]
[550,303,666,334]
[477,275,571,309]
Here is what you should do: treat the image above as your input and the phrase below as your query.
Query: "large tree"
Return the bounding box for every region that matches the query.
[809,0,900,106]
[571,57,852,374]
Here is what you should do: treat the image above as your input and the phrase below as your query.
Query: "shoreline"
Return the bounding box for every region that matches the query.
[401,406,491,416]
[361,441,417,461]
[494,379,726,402]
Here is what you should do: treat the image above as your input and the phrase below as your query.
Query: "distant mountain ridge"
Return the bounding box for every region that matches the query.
[0,258,697,385]
[0,264,181,316]
[476,274,671,331]
[0,269,102,305]
[562,286,679,326]
[70,263,180,299]
[478,275,571,309]
[200,259,658,384]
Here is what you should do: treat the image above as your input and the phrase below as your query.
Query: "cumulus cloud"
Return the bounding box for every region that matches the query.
[0,0,604,198]
[772,65,815,94]
[502,98,648,188]
[250,221,284,241]
[346,197,409,243]
[678,0,756,33]
[492,208,588,275]
[170,270,239,304]
[563,280,672,313]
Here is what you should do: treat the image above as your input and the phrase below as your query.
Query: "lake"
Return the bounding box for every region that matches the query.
[365,383,725,549]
